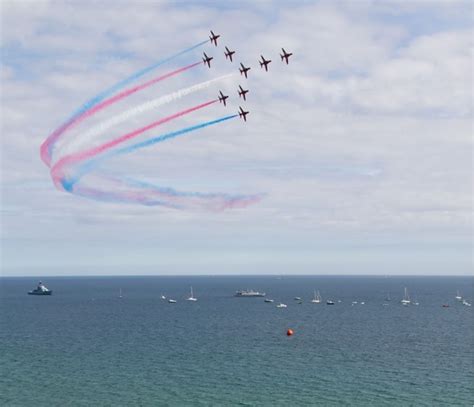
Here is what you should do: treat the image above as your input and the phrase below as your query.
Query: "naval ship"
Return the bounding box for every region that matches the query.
[234,289,266,297]
[28,281,52,295]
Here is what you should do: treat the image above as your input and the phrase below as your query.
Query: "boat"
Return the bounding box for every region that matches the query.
[385,292,391,301]
[442,304,450,308]
[119,288,123,299]
[276,303,287,308]
[168,299,177,303]
[294,297,302,301]
[264,298,274,303]
[455,291,462,301]
[311,290,321,304]
[234,289,266,297]
[186,286,197,302]
[462,299,471,307]
[160,295,166,300]
[28,281,52,296]
[401,287,411,305]
[326,300,335,305]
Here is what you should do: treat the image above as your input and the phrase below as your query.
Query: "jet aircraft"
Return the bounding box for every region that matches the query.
[259,55,272,71]
[224,46,236,62]
[202,52,213,68]
[239,63,251,78]
[209,31,220,46]
[238,85,249,101]
[218,91,229,106]
[280,48,293,64]
[238,106,249,122]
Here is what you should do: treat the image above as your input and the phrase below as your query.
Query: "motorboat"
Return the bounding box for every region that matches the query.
[264,299,274,303]
[276,303,287,308]
[168,299,177,304]
[326,300,335,305]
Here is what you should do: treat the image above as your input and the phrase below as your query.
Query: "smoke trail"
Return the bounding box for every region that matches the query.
[58,115,238,192]
[73,174,262,210]
[51,100,219,188]
[71,40,209,118]
[41,61,203,166]
[57,74,234,159]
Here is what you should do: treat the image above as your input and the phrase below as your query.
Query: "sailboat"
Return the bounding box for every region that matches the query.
[455,291,463,301]
[186,286,197,301]
[401,287,411,305]
[311,290,321,304]
[119,288,123,299]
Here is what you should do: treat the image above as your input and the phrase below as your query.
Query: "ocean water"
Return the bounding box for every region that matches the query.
[0,276,472,406]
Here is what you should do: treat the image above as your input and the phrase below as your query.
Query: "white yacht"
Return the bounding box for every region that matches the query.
[462,299,471,307]
[160,295,166,300]
[186,286,197,302]
[264,298,274,303]
[168,298,177,304]
[276,303,287,308]
[455,291,463,301]
[311,290,321,304]
[401,287,411,305]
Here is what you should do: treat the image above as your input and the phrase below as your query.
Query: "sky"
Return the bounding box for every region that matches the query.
[1,0,472,276]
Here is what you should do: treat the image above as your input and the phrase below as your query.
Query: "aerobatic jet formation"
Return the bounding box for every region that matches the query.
[201,30,294,124]
[238,106,249,122]
[202,52,213,68]
[238,85,249,101]
[218,90,229,106]
[209,31,220,46]
[259,55,272,71]
[239,63,251,78]
[224,46,235,62]
[280,48,293,64]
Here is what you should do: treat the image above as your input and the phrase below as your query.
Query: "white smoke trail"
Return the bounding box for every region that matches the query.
[54,73,234,162]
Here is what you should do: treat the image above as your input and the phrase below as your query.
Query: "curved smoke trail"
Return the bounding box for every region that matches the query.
[41,61,203,166]
[57,114,240,192]
[56,74,234,160]
[70,40,209,118]
[73,174,261,210]
[52,100,219,189]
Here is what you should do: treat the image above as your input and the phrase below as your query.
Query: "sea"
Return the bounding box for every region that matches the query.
[1,276,473,406]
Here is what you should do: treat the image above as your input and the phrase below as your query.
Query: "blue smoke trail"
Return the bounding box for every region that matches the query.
[62,114,238,191]
[70,40,209,119]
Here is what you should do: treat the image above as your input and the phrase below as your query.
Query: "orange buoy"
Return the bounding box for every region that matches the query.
[287,329,294,336]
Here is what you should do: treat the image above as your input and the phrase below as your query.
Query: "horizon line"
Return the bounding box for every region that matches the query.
[1,274,472,278]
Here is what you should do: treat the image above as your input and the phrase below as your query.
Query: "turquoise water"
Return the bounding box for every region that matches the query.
[1,276,473,406]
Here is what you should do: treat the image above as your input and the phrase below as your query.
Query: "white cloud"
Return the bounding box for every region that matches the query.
[1,0,472,273]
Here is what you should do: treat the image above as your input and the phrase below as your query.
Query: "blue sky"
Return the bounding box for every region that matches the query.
[1,0,472,276]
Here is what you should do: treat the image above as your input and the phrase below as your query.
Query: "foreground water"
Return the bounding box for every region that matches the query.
[1,276,473,406]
